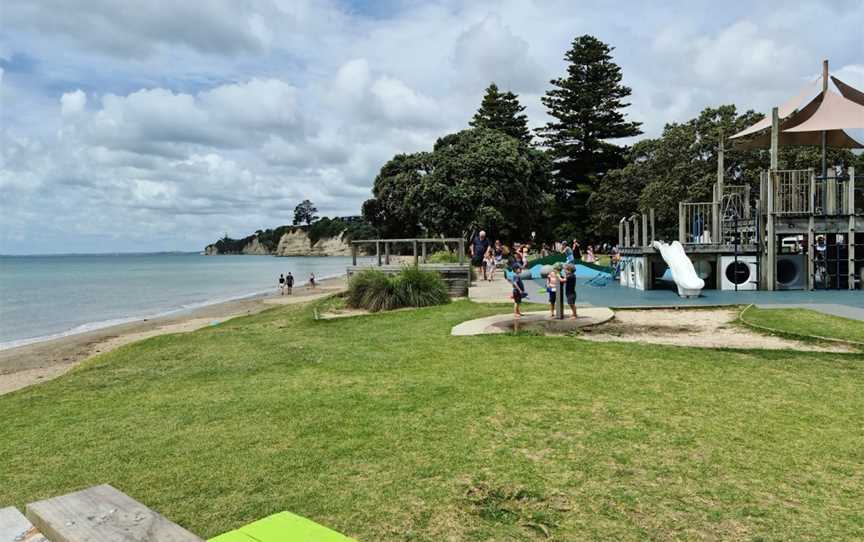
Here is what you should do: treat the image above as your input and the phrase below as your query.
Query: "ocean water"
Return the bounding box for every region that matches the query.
[0,252,360,349]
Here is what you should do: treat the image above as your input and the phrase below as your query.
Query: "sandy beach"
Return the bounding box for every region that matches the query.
[0,276,346,396]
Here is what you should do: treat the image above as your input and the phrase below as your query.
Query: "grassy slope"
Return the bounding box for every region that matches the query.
[741,306,864,344]
[1,301,862,541]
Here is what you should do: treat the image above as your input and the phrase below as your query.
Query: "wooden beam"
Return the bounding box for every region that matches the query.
[413,240,418,266]
[624,219,631,248]
[1,506,49,542]
[376,241,381,266]
[384,241,390,265]
[678,202,685,244]
[26,484,202,542]
[766,171,776,291]
[849,215,856,290]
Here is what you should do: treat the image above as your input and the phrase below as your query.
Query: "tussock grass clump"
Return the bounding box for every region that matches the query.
[347,267,450,312]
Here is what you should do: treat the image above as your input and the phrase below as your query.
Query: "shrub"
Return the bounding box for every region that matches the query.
[346,267,450,312]
[394,267,450,308]
[426,250,460,264]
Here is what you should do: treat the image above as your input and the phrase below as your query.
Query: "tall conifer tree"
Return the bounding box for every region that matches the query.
[470,83,532,143]
[537,35,641,231]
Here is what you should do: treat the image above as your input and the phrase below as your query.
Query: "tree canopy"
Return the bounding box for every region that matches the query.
[537,35,642,237]
[363,128,552,241]
[293,199,318,226]
[469,83,532,143]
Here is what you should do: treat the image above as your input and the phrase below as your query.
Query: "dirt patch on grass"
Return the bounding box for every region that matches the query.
[579,308,853,352]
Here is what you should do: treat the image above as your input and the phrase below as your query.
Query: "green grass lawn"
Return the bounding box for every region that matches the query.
[741,306,864,345]
[1,300,862,541]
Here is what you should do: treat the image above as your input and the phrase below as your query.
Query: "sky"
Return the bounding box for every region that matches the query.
[1,0,862,254]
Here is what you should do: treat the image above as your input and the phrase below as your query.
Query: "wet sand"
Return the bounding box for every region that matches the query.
[0,276,346,396]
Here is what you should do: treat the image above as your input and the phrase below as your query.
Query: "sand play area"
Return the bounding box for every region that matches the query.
[579,308,854,352]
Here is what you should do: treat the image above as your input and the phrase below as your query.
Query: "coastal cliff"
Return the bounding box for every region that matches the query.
[275,229,351,256]
[205,226,352,256]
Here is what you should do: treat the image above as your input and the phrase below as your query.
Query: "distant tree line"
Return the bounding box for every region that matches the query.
[362,34,864,244]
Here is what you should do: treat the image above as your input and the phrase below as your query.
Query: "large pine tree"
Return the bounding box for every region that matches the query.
[537,35,641,234]
[469,83,532,143]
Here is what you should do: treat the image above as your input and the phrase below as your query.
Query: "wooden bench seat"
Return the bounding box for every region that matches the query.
[0,506,49,542]
[24,484,202,542]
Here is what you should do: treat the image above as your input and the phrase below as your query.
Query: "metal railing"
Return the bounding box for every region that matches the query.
[349,238,466,266]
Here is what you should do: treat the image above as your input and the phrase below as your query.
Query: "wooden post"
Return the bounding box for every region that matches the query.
[458,239,465,265]
[849,216,856,290]
[649,208,656,244]
[808,216,815,290]
[717,132,725,198]
[421,241,427,263]
[770,107,779,171]
[767,171,776,291]
[821,59,829,179]
[632,215,639,248]
[641,213,648,247]
[678,202,685,244]
[352,242,357,266]
[413,240,418,266]
[712,183,720,245]
[376,241,381,266]
[618,219,624,248]
[809,168,816,214]
[624,219,631,248]
[384,241,390,265]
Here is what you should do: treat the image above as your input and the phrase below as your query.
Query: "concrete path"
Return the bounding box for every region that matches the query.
[452,308,614,336]
[755,303,864,321]
[468,274,513,303]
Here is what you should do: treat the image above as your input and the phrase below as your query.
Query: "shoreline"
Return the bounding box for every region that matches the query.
[0,275,347,396]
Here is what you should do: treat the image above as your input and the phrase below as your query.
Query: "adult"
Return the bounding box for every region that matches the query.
[278,273,285,295]
[564,242,574,264]
[285,272,294,295]
[470,231,491,280]
[564,264,578,319]
[572,240,582,261]
[309,273,316,289]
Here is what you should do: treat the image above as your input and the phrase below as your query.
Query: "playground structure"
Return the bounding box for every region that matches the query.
[619,60,864,296]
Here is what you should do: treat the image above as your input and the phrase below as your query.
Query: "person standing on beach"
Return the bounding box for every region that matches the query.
[286,272,294,295]
[278,273,285,295]
[309,273,316,289]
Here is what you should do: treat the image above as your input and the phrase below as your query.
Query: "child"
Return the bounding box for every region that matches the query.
[309,273,316,289]
[564,263,578,319]
[484,249,496,282]
[546,263,561,318]
[510,265,526,318]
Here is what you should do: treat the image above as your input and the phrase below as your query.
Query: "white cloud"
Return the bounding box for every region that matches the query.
[60,89,87,116]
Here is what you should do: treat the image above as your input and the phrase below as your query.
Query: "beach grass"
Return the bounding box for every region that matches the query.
[1,300,862,540]
[741,305,864,345]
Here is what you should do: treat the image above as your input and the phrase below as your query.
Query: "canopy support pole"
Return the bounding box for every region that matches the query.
[821,59,829,178]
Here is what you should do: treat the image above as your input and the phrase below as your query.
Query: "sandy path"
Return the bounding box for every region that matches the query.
[579,308,854,352]
[0,276,346,396]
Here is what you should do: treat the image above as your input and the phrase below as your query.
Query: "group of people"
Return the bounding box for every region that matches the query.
[509,261,578,320]
[470,231,511,281]
[277,272,318,295]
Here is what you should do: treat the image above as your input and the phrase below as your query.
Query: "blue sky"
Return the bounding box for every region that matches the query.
[1,0,862,254]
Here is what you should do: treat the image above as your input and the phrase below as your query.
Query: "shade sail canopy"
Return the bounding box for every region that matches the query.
[832,76,864,107]
[784,89,864,133]
[730,78,818,139]
[732,128,863,149]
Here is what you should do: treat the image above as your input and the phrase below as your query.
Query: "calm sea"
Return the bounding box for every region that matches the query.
[0,252,358,349]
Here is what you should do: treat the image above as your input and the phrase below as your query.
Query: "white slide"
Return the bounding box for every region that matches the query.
[652,241,704,298]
